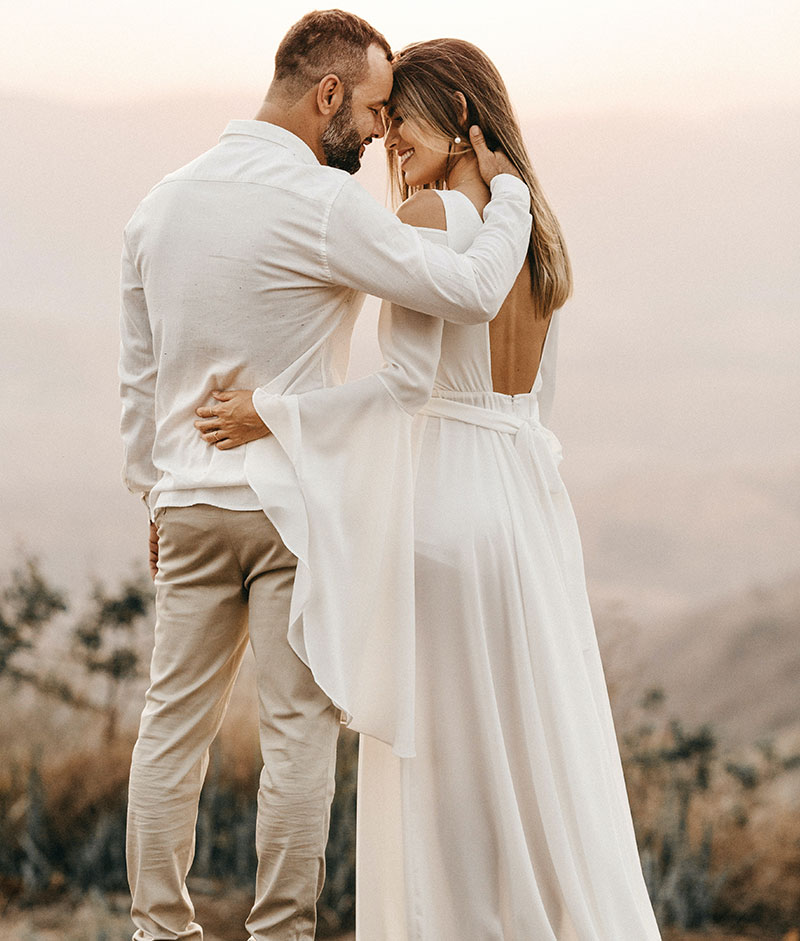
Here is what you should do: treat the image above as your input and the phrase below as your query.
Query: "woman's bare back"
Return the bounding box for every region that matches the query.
[489,263,552,395]
[453,182,551,396]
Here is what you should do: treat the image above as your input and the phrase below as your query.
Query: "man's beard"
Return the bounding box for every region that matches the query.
[321,95,364,175]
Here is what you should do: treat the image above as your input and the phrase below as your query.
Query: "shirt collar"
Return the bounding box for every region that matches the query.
[220,120,320,166]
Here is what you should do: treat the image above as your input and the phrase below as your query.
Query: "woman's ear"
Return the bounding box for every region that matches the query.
[316,74,345,116]
[454,91,469,128]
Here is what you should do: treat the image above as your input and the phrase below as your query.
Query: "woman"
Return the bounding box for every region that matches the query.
[197,39,661,940]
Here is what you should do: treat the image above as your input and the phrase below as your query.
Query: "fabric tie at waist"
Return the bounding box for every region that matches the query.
[419,397,564,493]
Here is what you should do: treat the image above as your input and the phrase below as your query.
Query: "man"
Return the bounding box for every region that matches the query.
[120,10,531,940]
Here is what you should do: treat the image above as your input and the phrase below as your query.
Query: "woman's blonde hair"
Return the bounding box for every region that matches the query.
[388,39,572,318]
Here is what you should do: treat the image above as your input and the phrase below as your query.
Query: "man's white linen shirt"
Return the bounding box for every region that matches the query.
[119,120,532,514]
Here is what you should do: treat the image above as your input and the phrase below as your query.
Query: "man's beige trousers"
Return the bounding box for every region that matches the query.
[127,506,340,941]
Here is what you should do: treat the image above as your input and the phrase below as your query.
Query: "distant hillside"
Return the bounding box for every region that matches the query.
[626,571,800,746]
[573,461,800,614]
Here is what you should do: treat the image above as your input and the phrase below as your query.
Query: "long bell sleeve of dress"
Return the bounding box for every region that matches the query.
[243,230,448,758]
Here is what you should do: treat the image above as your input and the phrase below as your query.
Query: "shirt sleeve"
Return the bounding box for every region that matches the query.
[325,174,532,325]
[118,230,159,507]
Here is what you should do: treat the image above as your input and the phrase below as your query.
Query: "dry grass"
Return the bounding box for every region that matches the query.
[44,740,133,825]
[1,892,134,941]
[0,890,357,940]
[711,801,800,927]
[1,891,792,941]
[3,732,797,937]
[632,755,800,928]
[664,933,797,941]
[3,636,798,938]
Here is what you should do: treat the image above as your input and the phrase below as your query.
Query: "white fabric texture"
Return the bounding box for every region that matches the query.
[245,232,447,757]
[355,191,661,939]
[118,120,531,516]
[248,187,661,938]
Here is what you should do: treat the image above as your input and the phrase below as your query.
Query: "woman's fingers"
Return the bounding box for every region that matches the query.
[194,389,266,450]
[195,419,227,445]
[194,418,220,432]
[198,428,264,449]
[195,418,244,448]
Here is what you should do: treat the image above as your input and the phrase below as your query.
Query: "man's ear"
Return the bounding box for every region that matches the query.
[316,74,345,116]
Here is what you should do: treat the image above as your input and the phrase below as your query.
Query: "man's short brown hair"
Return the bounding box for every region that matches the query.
[274,9,392,97]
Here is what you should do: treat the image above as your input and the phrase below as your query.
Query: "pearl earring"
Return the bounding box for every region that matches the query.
[454,136,462,144]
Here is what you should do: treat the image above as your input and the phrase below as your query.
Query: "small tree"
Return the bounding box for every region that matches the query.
[1,559,66,679]
[0,559,153,738]
[72,579,151,742]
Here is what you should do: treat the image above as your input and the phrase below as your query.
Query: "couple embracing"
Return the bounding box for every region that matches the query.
[119,9,661,940]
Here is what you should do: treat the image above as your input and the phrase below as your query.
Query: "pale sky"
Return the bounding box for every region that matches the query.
[3,0,798,114]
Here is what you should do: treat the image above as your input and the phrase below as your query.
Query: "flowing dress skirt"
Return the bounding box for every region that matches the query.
[356,389,661,940]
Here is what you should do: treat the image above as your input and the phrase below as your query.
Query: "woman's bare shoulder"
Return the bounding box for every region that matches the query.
[454,182,490,218]
[396,190,447,230]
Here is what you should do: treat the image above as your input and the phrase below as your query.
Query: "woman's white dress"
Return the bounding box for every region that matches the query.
[245,188,661,939]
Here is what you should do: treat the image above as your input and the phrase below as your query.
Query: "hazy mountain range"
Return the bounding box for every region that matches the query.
[639,571,800,746]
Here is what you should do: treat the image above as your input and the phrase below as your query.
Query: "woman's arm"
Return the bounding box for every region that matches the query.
[195,194,449,450]
[227,214,452,757]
